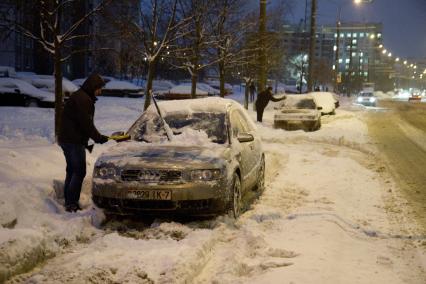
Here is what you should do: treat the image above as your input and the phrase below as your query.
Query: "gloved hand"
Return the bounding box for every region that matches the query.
[98,135,109,144]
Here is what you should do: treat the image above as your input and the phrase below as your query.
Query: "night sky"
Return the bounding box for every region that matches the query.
[290,0,426,60]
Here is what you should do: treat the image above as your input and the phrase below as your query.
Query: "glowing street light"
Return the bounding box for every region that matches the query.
[382,49,387,54]
[379,44,383,48]
[388,52,392,57]
[404,61,407,65]
[395,57,400,62]
[370,34,375,39]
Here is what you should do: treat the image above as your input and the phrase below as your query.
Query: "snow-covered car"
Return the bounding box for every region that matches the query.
[274,94,322,131]
[310,92,337,115]
[180,82,220,96]
[159,85,209,100]
[205,80,233,95]
[0,78,54,107]
[356,91,377,107]
[92,97,265,218]
[18,74,78,98]
[102,80,144,98]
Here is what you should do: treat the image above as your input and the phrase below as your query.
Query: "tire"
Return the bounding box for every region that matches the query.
[255,157,265,195]
[228,173,242,219]
[25,99,39,107]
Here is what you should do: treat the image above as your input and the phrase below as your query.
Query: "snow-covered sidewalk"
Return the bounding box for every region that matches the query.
[0,96,425,283]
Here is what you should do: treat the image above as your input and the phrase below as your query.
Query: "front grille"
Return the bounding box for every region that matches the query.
[121,169,182,183]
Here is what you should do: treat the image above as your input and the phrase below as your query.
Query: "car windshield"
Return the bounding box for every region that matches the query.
[295,99,316,109]
[128,112,227,144]
[360,92,373,97]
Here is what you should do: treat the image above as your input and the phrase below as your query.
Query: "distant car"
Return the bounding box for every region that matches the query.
[356,92,377,107]
[205,80,233,95]
[408,93,422,102]
[159,85,208,100]
[74,77,144,98]
[181,82,220,96]
[18,74,78,98]
[0,78,55,107]
[274,94,322,131]
[102,80,144,98]
[310,92,337,115]
[92,97,265,218]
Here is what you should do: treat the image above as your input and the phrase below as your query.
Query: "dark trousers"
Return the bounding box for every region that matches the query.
[60,143,86,207]
[257,106,265,122]
[249,91,255,103]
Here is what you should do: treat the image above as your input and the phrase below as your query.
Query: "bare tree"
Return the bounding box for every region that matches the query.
[1,0,112,139]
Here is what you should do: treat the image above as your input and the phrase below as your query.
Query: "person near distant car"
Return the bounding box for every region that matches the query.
[255,86,286,122]
[249,82,256,103]
[58,73,109,212]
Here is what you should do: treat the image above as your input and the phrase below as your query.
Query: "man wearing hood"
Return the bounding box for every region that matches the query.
[58,73,109,212]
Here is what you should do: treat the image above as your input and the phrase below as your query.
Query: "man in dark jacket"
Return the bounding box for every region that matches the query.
[249,82,256,103]
[255,86,286,122]
[58,73,109,212]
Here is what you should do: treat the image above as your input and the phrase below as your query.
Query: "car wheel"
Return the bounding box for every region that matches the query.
[228,173,242,219]
[255,157,265,195]
[25,99,39,107]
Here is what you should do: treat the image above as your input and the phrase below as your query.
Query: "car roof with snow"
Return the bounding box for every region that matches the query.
[151,97,239,115]
[166,85,208,95]
[0,78,54,101]
[104,80,142,90]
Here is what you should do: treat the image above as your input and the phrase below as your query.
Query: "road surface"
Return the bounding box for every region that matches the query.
[367,100,426,230]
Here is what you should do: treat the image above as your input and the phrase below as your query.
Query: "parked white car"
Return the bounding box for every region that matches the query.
[18,74,78,98]
[274,94,322,131]
[0,78,54,107]
[309,92,338,115]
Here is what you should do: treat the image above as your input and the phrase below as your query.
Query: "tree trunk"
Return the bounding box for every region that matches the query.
[191,69,198,99]
[219,60,226,98]
[143,61,156,111]
[54,44,63,141]
[307,0,317,92]
[258,0,267,92]
[244,79,251,109]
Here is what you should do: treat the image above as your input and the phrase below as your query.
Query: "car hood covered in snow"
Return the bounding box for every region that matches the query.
[96,142,229,169]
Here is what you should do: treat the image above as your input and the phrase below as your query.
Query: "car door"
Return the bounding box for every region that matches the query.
[230,109,258,189]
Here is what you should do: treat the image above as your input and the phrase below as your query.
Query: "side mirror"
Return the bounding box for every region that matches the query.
[14,88,21,94]
[317,106,323,110]
[237,133,254,143]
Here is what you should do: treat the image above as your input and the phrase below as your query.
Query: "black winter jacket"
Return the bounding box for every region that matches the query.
[255,89,286,110]
[58,74,105,145]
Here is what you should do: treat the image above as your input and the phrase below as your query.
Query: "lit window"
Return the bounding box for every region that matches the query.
[360,33,365,37]
[360,52,364,57]
[377,33,382,38]
[352,39,357,44]
[364,72,368,77]
[352,33,358,38]
[352,52,356,57]
[347,33,352,38]
[333,45,337,51]
[346,59,350,63]
[338,59,343,63]
[360,59,364,63]
[345,65,349,70]
[334,33,338,38]
[340,34,344,38]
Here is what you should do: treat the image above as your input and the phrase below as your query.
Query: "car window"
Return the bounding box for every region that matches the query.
[230,111,248,137]
[129,112,227,144]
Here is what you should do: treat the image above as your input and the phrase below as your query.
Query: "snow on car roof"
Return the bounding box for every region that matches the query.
[278,94,314,108]
[152,97,235,115]
[104,80,142,90]
[0,78,54,102]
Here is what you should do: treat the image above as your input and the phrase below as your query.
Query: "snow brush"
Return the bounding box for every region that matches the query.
[109,134,131,142]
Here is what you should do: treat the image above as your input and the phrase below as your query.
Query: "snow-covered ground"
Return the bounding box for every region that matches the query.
[0,93,425,283]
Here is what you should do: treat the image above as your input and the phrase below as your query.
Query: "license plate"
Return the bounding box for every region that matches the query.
[127,190,172,200]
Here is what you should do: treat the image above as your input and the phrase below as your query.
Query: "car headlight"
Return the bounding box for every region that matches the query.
[369,97,376,103]
[190,169,221,181]
[94,166,117,179]
[357,97,363,102]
